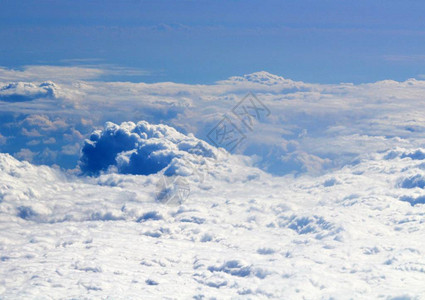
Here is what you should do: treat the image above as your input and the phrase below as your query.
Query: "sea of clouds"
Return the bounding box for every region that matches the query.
[1,66,425,298]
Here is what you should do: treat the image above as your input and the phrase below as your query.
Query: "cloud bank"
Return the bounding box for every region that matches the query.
[0,66,104,82]
[2,68,425,176]
[1,144,425,297]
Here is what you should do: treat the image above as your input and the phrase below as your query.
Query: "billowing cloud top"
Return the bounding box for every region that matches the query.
[219,71,305,88]
[80,121,218,176]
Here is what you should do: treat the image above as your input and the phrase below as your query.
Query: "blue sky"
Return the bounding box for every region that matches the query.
[1,0,425,84]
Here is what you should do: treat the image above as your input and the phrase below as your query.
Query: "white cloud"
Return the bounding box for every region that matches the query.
[26,139,40,146]
[61,143,80,155]
[0,65,151,83]
[21,115,68,132]
[21,128,42,137]
[0,66,105,82]
[43,137,56,145]
[0,81,58,102]
[1,144,425,297]
[14,148,37,162]
[0,133,7,145]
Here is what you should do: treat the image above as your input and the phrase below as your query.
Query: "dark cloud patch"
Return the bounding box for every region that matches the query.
[80,123,139,174]
[400,174,425,189]
[401,149,425,160]
[400,195,425,206]
[79,121,217,176]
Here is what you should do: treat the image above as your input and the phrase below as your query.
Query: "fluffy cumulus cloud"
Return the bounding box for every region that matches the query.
[80,121,217,176]
[0,81,58,102]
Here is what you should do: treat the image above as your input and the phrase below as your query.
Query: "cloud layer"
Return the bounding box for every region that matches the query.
[1,144,425,298]
[2,68,425,176]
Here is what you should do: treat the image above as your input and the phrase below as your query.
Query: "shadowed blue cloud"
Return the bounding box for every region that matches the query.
[0,82,57,102]
[79,121,217,176]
